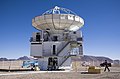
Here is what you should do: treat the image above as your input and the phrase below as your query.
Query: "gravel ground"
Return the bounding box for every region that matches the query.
[0,67,120,79]
[0,72,120,79]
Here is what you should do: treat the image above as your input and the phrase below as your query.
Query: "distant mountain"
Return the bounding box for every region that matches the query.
[0,58,8,61]
[0,56,31,61]
[72,55,113,63]
[72,55,115,66]
[17,56,31,60]
[0,55,119,63]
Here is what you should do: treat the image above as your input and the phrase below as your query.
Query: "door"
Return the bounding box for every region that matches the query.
[48,57,58,70]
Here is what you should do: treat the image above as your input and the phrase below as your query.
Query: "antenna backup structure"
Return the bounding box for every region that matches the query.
[30,6,84,70]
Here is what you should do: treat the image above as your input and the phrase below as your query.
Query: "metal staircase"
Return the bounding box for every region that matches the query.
[57,41,70,56]
[56,41,71,69]
[59,53,70,67]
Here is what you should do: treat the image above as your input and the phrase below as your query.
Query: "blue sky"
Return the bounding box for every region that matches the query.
[0,0,120,59]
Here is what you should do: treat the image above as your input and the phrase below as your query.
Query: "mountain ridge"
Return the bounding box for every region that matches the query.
[0,55,119,62]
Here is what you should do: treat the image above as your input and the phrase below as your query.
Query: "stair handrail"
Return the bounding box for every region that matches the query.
[57,41,70,56]
[58,52,70,67]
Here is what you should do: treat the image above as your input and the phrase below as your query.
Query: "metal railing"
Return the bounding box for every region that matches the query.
[57,41,70,56]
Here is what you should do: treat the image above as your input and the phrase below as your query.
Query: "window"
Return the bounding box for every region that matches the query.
[36,33,40,42]
[53,45,56,55]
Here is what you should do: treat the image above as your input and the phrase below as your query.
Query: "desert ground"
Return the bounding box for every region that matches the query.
[0,67,120,79]
[0,61,120,79]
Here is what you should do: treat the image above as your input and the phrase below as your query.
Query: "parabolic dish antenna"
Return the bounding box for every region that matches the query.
[32,6,84,33]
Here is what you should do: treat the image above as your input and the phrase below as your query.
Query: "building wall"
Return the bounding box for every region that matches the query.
[30,41,70,57]
[30,44,42,56]
[38,58,48,70]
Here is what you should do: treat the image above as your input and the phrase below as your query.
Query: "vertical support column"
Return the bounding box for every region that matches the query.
[41,30,44,43]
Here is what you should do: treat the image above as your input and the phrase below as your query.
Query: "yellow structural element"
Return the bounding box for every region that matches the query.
[88,66,101,74]
[34,66,40,71]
